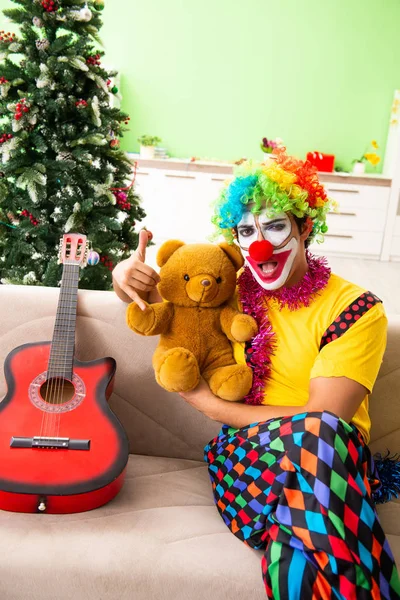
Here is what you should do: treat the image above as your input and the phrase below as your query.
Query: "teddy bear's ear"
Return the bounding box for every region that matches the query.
[218,242,244,271]
[157,240,185,267]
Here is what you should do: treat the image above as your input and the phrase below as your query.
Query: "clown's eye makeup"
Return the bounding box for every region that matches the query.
[237,225,256,238]
[237,211,292,249]
[259,215,292,246]
[262,222,286,232]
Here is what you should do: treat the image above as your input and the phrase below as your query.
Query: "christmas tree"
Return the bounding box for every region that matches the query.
[0,0,145,289]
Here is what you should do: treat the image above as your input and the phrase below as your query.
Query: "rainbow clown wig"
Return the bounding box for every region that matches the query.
[212,149,331,245]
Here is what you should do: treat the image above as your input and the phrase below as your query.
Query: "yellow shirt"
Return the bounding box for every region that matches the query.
[233,273,387,444]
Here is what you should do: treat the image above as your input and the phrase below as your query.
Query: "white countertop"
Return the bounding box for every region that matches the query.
[127,154,392,187]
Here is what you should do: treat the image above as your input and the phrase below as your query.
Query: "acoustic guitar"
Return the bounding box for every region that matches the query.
[0,234,129,514]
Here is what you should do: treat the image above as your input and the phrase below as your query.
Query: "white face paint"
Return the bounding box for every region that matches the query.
[237,210,299,290]
[242,237,299,290]
[237,211,292,249]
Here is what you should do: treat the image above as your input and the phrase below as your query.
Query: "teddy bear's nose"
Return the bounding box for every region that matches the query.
[201,279,211,287]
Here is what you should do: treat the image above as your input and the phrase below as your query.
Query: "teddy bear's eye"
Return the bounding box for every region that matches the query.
[184,274,190,281]
[216,277,222,284]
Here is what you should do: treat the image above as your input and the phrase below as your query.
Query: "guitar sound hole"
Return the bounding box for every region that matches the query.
[40,378,75,405]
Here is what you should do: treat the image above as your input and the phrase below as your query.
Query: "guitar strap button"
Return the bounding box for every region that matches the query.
[38,497,47,512]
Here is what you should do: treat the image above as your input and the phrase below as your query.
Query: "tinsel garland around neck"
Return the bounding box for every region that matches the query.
[237,252,331,405]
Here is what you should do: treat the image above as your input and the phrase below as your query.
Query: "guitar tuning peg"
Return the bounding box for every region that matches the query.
[57,239,63,264]
[82,244,89,267]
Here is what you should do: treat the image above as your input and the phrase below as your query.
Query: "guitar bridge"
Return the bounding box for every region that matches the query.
[10,436,90,450]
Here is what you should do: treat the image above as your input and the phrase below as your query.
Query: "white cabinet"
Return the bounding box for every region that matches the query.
[381,89,400,260]
[391,216,400,259]
[160,171,215,243]
[132,157,393,263]
[135,167,217,268]
[310,183,390,259]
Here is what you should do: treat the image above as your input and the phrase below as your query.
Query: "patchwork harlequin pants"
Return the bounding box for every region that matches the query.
[204,411,400,599]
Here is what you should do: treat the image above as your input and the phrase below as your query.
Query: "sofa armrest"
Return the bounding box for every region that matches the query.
[369,316,400,456]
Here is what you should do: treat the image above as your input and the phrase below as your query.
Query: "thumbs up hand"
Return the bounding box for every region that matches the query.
[112,229,160,310]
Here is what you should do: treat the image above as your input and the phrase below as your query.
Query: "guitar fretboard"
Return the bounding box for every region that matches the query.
[47,263,80,380]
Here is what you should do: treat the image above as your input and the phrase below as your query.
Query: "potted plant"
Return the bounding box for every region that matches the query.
[352,140,380,174]
[260,137,284,160]
[260,137,278,154]
[137,135,162,159]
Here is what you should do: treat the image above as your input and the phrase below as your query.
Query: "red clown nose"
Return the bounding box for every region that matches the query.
[249,240,274,262]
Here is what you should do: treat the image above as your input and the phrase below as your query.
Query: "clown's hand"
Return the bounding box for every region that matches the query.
[112,229,160,309]
[231,314,258,343]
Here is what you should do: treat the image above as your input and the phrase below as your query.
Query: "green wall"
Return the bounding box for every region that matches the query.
[1,0,400,171]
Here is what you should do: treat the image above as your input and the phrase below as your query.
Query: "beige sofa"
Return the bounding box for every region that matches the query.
[0,285,399,600]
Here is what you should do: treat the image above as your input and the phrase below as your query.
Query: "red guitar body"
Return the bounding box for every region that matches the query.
[0,342,129,514]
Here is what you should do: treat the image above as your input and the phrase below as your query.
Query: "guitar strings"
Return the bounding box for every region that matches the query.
[51,261,71,442]
[41,258,72,441]
[39,259,67,441]
[58,244,83,438]
[56,261,77,443]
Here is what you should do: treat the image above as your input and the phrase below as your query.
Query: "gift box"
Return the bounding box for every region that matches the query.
[306,151,335,172]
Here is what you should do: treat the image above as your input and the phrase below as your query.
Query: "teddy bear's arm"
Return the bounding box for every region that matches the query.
[220,305,258,343]
[126,301,174,336]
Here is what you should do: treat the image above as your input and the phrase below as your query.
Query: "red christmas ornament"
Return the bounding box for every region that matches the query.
[41,0,57,13]
[21,209,39,226]
[0,77,8,84]
[14,98,30,122]
[110,139,120,149]
[100,254,114,271]
[86,54,101,66]
[0,31,15,44]
[113,190,131,211]
[249,240,274,263]
[0,133,12,144]
[75,99,88,108]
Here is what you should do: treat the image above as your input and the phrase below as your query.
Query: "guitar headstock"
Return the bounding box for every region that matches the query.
[58,234,89,267]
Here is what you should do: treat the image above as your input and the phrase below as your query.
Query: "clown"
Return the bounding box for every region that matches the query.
[212,151,330,291]
[112,150,400,599]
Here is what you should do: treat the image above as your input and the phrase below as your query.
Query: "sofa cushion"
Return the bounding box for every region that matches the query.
[369,317,400,460]
[0,454,397,600]
[0,455,266,600]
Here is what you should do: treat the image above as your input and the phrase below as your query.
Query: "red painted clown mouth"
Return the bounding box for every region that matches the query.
[247,250,292,283]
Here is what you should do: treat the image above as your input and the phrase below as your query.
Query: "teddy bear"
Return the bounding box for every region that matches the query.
[126,240,258,401]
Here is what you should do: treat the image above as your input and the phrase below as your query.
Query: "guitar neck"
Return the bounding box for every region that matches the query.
[47,263,80,380]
